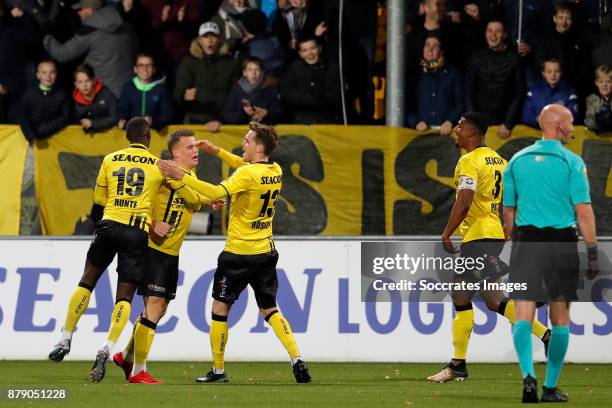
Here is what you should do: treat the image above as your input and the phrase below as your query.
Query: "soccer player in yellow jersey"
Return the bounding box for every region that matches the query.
[158,122,311,384]
[111,129,224,384]
[427,112,551,383]
[48,118,200,383]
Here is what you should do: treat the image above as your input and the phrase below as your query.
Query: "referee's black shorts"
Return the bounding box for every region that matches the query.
[509,226,579,302]
[137,247,179,301]
[86,219,148,284]
[212,250,279,309]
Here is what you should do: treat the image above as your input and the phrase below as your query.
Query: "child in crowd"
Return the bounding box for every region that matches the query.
[585,65,612,133]
[73,64,117,133]
[19,59,70,142]
[521,58,578,128]
[118,53,173,130]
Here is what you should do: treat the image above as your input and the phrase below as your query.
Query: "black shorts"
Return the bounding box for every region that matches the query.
[137,247,179,301]
[509,226,579,302]
[458,239,506,282]
[212,250,279,309]
[86,220,148,284]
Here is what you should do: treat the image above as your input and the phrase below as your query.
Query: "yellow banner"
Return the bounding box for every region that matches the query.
[34,125,612,236]
[0,126,28,235]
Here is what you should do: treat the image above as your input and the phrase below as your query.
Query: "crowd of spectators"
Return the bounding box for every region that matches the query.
[0,0,611,143]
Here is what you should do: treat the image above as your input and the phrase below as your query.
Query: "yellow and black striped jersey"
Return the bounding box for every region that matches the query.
[453,146,506,242]
[149,170,208,256]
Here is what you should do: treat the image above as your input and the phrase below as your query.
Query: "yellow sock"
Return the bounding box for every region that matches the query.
[452,305,474,360]
[107,300,131,344]
[133,318,157,366]
[266,311,300,359]
[531,319,549,339]
[501,300,549,339]
[64,285,91,332]
[123,314,141,362]
[210,315,228,370]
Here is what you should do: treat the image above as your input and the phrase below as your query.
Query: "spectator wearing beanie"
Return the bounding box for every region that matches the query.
[240,8,286,79]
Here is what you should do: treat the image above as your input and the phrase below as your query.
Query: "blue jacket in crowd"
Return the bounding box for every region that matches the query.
[521,79,578,128]
[406,64,464,128]
[118,76,173,129]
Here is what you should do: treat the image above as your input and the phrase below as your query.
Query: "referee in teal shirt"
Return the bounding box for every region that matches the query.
[503,104,599,403]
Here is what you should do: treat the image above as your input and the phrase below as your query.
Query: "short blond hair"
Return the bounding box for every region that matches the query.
[595,65,612,80]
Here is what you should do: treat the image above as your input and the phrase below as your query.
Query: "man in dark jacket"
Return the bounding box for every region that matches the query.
[406,35,463,135]
[466,20,525,139]
[20,60,70,142]
[280,36,342,124]
[118,53,173,130]
[43,0,135,97]
[174,21,240,131]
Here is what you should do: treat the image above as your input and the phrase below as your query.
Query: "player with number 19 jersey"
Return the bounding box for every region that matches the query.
[453,146,506,242]
[95,143,165,231]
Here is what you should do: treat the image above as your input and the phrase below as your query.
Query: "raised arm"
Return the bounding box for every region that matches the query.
[197,140,247,168]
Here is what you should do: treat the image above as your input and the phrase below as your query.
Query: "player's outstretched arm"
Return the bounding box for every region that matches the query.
[158,160,228,200]
[197,140,247,169]
[167,179,201,206]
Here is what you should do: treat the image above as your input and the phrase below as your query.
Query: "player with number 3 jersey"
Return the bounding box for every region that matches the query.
[428,112,551,383]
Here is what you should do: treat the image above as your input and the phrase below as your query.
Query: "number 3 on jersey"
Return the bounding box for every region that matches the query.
[259,189,279,217]
[491,170,502,199]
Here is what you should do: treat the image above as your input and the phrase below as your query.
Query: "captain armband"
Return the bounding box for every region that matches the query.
[457,176,477,191]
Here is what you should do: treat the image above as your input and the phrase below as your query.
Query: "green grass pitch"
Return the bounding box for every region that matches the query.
[1,361,609,407]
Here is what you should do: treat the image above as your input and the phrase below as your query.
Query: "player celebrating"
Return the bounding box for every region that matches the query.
[48,118,199,383]
[427,112,550,383]
[158,122,311,384]
[112,129,224,384]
